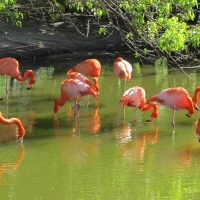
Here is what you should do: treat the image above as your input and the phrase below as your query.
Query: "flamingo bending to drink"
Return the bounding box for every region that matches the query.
[54,79,99,119]
[146,87,195,128]
[116,86,158,126]
[0,57,36,102]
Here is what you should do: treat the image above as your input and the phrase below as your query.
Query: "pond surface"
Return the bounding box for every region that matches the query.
[0,55,200,199]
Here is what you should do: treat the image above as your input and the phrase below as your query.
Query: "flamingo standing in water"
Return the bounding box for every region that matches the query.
[66,72,98,108]
[54,79,99,119]
[67,59,101,91]
[0,57,36,103]
[0,112,25,143]
[113,57,132,91]
[116,86,158,126]
[146,87,195,128]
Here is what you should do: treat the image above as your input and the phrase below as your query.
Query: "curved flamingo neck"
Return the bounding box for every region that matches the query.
[140,103,158,122]
[187,97,195,117]
[54,98,67,116]
[67,67,75,74]
[192,87,200,106]
[93,77,99,91]
[0,113,25,138]
[15,70,35,86]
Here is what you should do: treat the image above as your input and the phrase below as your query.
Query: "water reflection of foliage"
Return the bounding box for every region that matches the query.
[182,71,197,95]
[132,62,142,86]
[37,66,55,79]
[155,58,168,90]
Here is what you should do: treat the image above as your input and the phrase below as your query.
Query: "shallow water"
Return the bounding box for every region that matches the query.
[0,56,200,199]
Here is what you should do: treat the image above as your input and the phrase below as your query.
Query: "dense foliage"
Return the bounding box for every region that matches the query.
[1,0,200,67]
[0,0,23,26]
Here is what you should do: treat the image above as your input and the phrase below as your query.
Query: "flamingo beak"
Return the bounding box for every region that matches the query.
[146,119,153,122]
[197,134,200,142]
[186,113,192,118]
[195,106,199,111]
[27,84,33,90]
[0,97,3,101]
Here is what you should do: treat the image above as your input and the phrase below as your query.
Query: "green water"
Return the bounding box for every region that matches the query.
[0,56,200,199]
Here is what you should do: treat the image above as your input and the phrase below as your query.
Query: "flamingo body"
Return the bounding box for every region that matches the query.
[0,112,25,142]
[113,57,132,80]
[146,87,195,127]
[120,86,146,107]
[117,86,158,125]
[67,59,101,91]
[54,79,99,117]
[66,72,96,91]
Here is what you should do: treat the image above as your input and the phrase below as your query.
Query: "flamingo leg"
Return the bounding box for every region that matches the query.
[116,103,123,127]
[123,80,127,92]
[87,95,90,107]
[73,99,79,119]
[6,75,8,109]
[75,96,95,107]
[123,106,126,122]
[134,108,138,124]
[72,96,96,119]
[172,109,175,128]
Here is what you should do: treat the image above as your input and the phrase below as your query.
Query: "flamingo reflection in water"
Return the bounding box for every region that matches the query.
[0,146,25,185]
[175,142,200,170]
[113,123,158,165]
[53,117,100,165]
[78,105,101,134]
[0,112,25,143]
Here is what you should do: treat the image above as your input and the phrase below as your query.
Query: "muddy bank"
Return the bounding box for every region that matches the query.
[0,18,130,61]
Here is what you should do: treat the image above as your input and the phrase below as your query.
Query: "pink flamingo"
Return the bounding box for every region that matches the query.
[146,87,195,128]
[113,57,132,91]
[67,59,101,91]
[54,79,99,119]
[116,86,158,126]
[0,112,25,143]
[0,57,36,102]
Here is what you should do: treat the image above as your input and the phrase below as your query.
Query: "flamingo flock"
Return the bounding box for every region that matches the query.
[0,56,200,142]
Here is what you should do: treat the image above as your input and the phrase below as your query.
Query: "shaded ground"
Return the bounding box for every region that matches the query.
[0,16,129,61]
